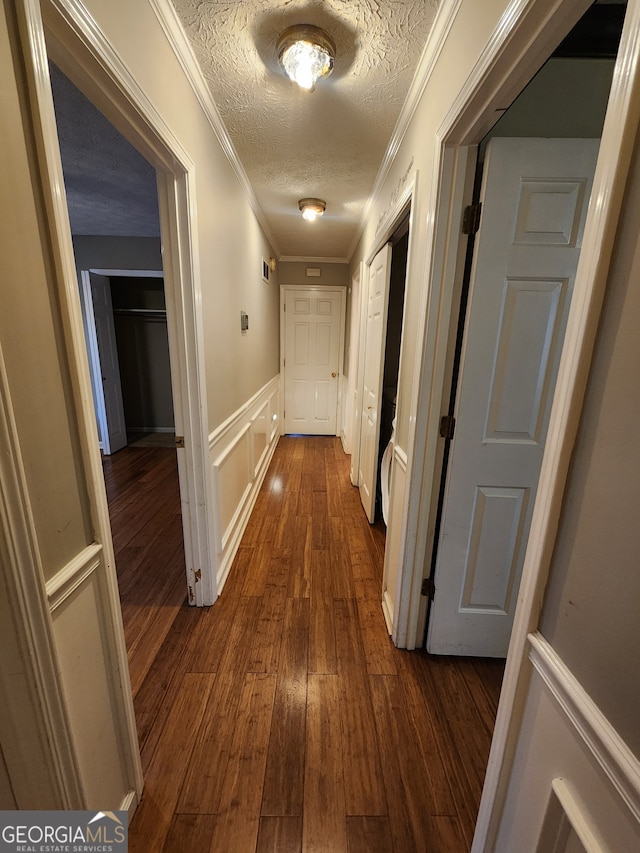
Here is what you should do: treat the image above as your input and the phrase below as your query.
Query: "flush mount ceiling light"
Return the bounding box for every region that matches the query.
[298,198,326,221]
[277,25,335,91]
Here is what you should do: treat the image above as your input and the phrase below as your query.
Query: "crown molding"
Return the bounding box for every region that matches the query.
[347,0,463,261]
[148,0,279,255]
[278,255,350,265]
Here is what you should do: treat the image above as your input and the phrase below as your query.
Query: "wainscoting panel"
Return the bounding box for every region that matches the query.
[50,558,130,810]
[210,376,280,592]
[493,633,640,851]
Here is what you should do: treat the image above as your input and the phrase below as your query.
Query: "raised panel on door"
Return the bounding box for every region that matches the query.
[485,278,568,443]
[427,137,600,656]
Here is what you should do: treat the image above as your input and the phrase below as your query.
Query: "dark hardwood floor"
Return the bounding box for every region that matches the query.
[104,436,504,853]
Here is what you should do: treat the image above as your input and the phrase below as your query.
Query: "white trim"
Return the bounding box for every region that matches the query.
[365,172,417,265]
[529,633,640,825]
[347,0,463,261]
[251,400,272,478]
[350,262,367,487]
[0,342,84,808]
[381,591,394,635]
[279,255,350,264]
[211,424,253,554]
[18,0,144,799]
[472,1,640,849]
[398,145,477,651]
[46,544,103,612]
[148,0,278,255]
[209,376,279,450]
[549,778,608,853]
[120,789,138,822]
[43,0,217,608]
[393,444,408,472]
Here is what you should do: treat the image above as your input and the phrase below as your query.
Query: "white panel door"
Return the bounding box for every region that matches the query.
[284,288,343,435]
[427,138,599,656]
[89,273,127,454]
[358,243,393,522]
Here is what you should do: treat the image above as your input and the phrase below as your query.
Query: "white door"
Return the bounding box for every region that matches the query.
[358,243,393,522]
[283,288,344,435]
[427,138,599,656]
[85,272,127,454]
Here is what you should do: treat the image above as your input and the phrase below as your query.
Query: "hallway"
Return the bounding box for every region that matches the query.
[108,436,503,852]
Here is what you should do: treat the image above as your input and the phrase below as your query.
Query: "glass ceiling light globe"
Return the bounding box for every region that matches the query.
[298,198,326,221]
[277,25,335,92]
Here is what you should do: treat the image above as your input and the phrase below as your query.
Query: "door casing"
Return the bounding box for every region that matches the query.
[386,0,640,850]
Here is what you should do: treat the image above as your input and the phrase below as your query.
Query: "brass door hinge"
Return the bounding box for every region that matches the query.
[439,414,456,440]
[421,576,435,600]
[175,435,185,448]
[462,202,482,235]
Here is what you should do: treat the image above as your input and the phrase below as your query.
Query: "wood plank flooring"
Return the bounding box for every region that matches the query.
[104,436,504,852]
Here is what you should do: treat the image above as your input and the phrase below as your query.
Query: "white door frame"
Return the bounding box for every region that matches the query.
[39,1,216,608]
[350,261,366,485]
[341,267,361,456]
[385,0,640,849]
[279,285,347,436]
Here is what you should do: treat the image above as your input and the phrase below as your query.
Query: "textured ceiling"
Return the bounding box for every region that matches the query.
[50,64,161,239]
[51,1,441,258]
[171,0,440,259]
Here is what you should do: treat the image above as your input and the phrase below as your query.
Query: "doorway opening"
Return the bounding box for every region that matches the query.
[422,21,620,656]
[376,220,409,528]
[50,62,188,697]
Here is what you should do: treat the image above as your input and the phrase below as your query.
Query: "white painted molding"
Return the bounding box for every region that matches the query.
[549,778,608,853]
[0,341,84,808]
[47,0,219,608]
[279,255,350,264]
[119,789,139,822]
[148,0,278,255]
[365,172,418,265]
[45,0,194,172]
[529,633,640,824]
[474,1,640,849]
[251,400,271,478]
[46,544,103,612]
[209,376,280,451]
[211,423,252,554]
[347,0,462,260]
[382,591,394,635]
[393,444,408,472]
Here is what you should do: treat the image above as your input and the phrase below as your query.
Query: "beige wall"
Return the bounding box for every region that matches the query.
[539,127,640,759]
[278,260,349,286]
[349,0,510,453]
[74,1,280,432]
[484,57,614,145]
[72,235,162,273]
[0,5,92,580]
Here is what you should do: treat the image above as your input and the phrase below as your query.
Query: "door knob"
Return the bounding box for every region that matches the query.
[331,372,337,378]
